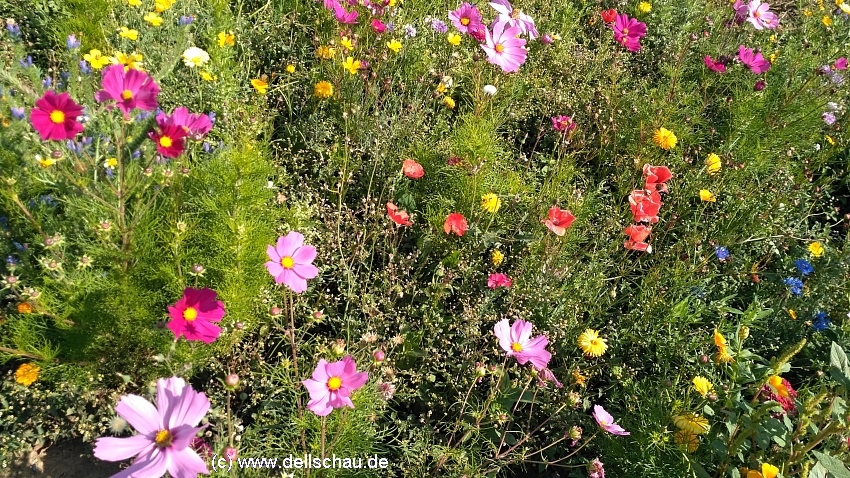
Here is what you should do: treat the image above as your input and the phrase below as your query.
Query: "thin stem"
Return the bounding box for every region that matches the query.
[494,403,569,460]
[286,288,307,451]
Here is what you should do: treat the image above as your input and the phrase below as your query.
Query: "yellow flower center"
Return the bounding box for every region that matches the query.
[183,307,198,321]
[622,28,629,35]
[154,429,173,448]
[121,89,134,100]
[461,17,470,25]
[511,342,523,352]
[49,110,66,124]
[159,136,173,148]
[281,256,295,269]
[327,376,342,391]
[510,8,521,19]
[495,43,505,53]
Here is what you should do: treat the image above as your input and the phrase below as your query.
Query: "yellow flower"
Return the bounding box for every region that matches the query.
[674,430,699,453]
[578,329,608,357]
[436,82,447,94]
[713,329,727,348]
[314,81,334,99]
[705,153,722,175]
[769,52,777,64]
[17,302,33,314]
[825,135,835,146]
[143,12,163,26]
[447,33,462,46]
[251,79,268,94]
[652,127,677,150]
[387,39,402,53]
[217,32,235,47]
[340,37,354,51]
[128,0,141,6]
[672,412,710,435]
[692,376,713,397]
[841,2,850,14]
[716,345,734,364]
[443,96,456,109]
[808,241,824,258]
[104,157,118,169]
[83,49,110,69]
[200,71,217,82]
[803,8,812,15]
[551,33,562,41]
[316,45,336,59]
[787,308,797,320]
[154,0,174,12]
[37,155,56,168]
[15,363,40,387]
[572,369,587,386]
[111,51,145,71]
[823,15,832,26]
[491,249,504,266]
[286,64,296,73]
[767,375,790,398]
[638,1,652,13]
[699,189,716,202]
[747,464,779,478]
[342,57,361,75]
[481,193,501,214]
[119,27,139,41]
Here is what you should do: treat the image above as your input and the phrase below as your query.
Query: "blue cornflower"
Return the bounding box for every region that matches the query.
[794,259,814,277]
[19,56,33,68]
[79,60,92,74]
[179,15,195,26]
[66,34,80,50]
[431,19,448,33]
[783,277,804,296]
[11,107,25,120]
[812,312,830,331]
[714,246,730,261]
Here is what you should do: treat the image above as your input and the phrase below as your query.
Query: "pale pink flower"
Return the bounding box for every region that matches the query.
[302,356,369,416]
[488,0,539,39]
[481,20,528,73]
[493,318,551,370]
[592,405,630,436]
[745,0,779,30]
[265,232,319,293]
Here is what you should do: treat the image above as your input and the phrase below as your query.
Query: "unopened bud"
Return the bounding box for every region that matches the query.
[331,339,346,355]
[269,306,282,317]
[373,349,386,362]
[224,374,240,388]
[738,325,750,340]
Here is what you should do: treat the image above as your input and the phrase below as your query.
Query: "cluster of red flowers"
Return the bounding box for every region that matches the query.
[624,165,672,252]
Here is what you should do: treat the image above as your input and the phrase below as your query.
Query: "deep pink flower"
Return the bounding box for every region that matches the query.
[148,120,187,158]
[302,356,369,416]
[371,18,386,33]
[29,91,85,141]
[624,224,652,252]
[745,0,779,30]
[738,45,770,74]
[444,213,468,236]
[265,231,319,293]
[552,115,576,133]
[93,377,210,477]
[643,164,673,192]
[332,2,359,24]
[167,287,225,343]
[592,405,630,435]
[156,107,213,141]
[489,0,539,39]
[628,189,662,223]
[543,206,575,236]
[487,273,512,289]
[612,13,646,52]
[468,23,488,42]
[481,20,527,73]
[449,3,483,34]
[493,318,551,370]
[732,0,749,22]
[704,55,727,73]
[94,64,159,116]
[835,57,848,70]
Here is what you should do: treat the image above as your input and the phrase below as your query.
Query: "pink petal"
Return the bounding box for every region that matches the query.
[493,319,513,353]
[265,261,284,279]
[93,435,153,462]
[111,447,168,478]
[166,447,209,478]
[344,371,369,391]
[286,275,309,293]
[303,378,330,397]
[115,395,161,435]
[291,263,319,280]
[310,359,330,381]
[292,245,317,264]
[511,319,533,345]
[278,232,304,258]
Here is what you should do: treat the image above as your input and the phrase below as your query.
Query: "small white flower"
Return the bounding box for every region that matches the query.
[182,46,210,68]
[441,75,453,88]
[483,84,498,96]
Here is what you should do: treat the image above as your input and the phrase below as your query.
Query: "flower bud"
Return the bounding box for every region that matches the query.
[224,373,240,388]
[234,321,245,330]
[312,309,324,320]
[738,325,750,340]
[331,339,346,355]
[569,425,582,441]
[474,362,487,377]
[269,306,282,317]
[700,354,709,364]
[754,80,766,91]
[707,392,717,402]
[50,150,63,159]
[190,264,206,276]
[373,349,386,362]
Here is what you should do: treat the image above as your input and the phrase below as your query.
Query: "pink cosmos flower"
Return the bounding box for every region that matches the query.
[148,120,188,158]
[93,376,210,477]
[333,2,359,24]
[489,0,539,39]
[835,57,848,71]
[738,45,770,74]
[537,367,563,388]
[552,115,577,133]
[704,55,728,73]
[444,213,468,236]
[745,0,779,30]
[94,64,160,116]
[628,189,662,223]
[167,288,225,343]
[481,20,528,73]
[156,107,213,141]
[449,3,483,34]
[494,318,551,370]
[29,91,85,141]
[371,18,386,33]
[624,224,652,252]
[642,164,673,193]
[543,206,575,236]
[468,23,488,42]
[265,231,319,293]
[302,356,369,416]
[732,0,749,23]
[611,14,646,52]
[592,405,630,436]
[487,273,512,289]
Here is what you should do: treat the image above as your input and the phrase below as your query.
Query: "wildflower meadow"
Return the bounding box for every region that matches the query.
[1,0,850,476]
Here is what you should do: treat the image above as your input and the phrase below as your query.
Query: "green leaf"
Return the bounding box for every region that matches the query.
[810,463,828,478]
[692,462,711,478]
[829,342,850,389]
[813,450,850,478]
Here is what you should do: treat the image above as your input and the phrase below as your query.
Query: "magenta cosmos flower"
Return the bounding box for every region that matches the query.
[611,13,646,52]
[449,3,483,34]
[704,55,729,73]
[94,64,159,116]
[493,318,551,370]
[265,231,319,293]
[93,376,210,477]
[744,0,778,30]
[167,287,225,344]
[592,405,630,436]
[302,355,369,416]
[738,45,770,74]
[487,272,512,289]
[481,20,528,73]
[29,91,85,141]
[552,115,576,133]
[148,115,188,158]
[489,0,539,39]
[157,107,213,141]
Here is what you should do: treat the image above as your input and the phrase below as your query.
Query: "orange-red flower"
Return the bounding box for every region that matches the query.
[387,202,413,226]
[624,224,652,252]
[600,9,617,23]
[402,159,424,179]
[543,206,575,236]
[628,189,662,223]
[443,213,467,236]
[642,164,673,192]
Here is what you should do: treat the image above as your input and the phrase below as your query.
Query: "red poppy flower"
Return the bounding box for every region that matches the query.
[386,202,412,226]
[402,159,424,179]
[443,212,467,236]
[628,189,662,223]
[543,206,575,236]
[642,164,673,192]
[600,9,617,23]
[623,224,652,252]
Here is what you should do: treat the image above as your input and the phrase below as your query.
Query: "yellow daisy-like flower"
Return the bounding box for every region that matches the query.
[672,412,710,435]
[217,31,235,47]
[674,429,699,453]
[447,33,462,46]
[705,153,722,175]
[340,37,354,51]
[104,157,118,169]
[342,57,361,75]
[199,71,217,82]
[823,15,832,26]
[286,64,296,73]
[652,127,677,150]
[767,375,790,398]
[111,51,145,71]
[38,155,56,168]
[572,369,587,386]
[699,189,716,202]
[481,193,501,214]
[316,45,336,59]
[716,345,734,364]
[825,135,835,146]
[787,308,797,320]
[638,1,652,13]
[251,79,268,94]
[713,329,727,348]
[387,39,402,53]
[578,329,608,357]
[83,49,110,70]
[15,363,40,387]
[154,0,174,12]
[808,241,824,258]
[443,96,456,109]
[436,82,447,94]
[119,27,139,41]
[803,8,812,16]
[314,81,334,99]
[143,12,163,26]
[692,376,713,397]
[491,249,504,266]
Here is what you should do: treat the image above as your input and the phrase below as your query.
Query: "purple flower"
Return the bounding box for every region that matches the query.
[588,458,606,478]
[738,45,770,74]
[6,22,21,39]
[156,107,213,140]
[179,15,195,26]
[489,0,539,39]
[704,55,728,73]
[754,79,766,91]
[42,77,53,88]
[612,14,647,52]
[19,56,33,68]
[403,24,417,37]
[302,356,369,416]
[592,405,630,436]
[66,34,81,50]
[836,57,848,70]
[823,112,837,125]
[10,107,25,120]
[79,60,92,75]
[431,18,448,33]
[714,246,730,261]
